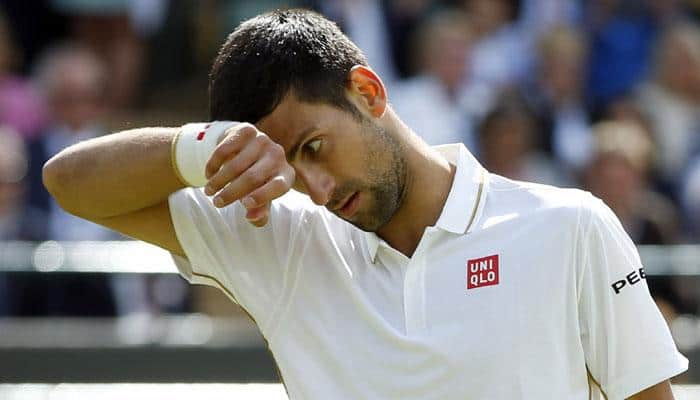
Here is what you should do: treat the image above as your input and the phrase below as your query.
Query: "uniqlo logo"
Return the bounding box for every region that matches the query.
[467,255,499,290]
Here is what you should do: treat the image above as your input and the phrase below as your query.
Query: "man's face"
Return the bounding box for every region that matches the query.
[256,92,406,232]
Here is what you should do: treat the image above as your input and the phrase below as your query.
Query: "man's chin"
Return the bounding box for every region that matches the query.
[345,212,388,233]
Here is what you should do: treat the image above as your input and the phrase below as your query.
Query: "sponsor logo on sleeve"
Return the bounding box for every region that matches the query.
[467,254,499,290]
[611,267,646,294]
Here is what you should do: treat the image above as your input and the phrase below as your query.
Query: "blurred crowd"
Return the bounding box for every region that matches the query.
[0,0,698,323]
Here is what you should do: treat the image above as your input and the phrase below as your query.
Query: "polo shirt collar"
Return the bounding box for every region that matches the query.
[364,143,489,262]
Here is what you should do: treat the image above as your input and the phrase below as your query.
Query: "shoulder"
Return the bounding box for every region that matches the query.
[485,173,594,218]
[478,173,614,240]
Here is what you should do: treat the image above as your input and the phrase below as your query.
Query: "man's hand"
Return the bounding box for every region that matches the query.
[203,123,295,227]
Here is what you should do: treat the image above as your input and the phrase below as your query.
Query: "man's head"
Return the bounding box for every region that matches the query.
[209,9,368,123]
[209,9,408,232]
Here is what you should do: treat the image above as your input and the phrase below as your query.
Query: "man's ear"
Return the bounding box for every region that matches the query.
[347,65,387,118]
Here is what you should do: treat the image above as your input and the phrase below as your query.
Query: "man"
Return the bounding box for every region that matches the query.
[43,9,687,399]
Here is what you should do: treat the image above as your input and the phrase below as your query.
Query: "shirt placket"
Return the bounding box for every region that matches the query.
[403,227,437,336]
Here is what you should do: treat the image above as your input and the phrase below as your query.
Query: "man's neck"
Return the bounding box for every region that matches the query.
[376,136,456,257]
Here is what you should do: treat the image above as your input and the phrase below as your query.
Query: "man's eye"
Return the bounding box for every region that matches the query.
[305,139,322,153]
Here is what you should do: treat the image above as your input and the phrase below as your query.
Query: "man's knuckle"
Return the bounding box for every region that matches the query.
[269,142,285,158]
[271,175,290,191]
[255,134,272,148]
[236,125,256,141]
[280,167,295,186]
[285,164,296,179]
[245,170,267,187]
[213,143,231,159]
[238,123,256,134]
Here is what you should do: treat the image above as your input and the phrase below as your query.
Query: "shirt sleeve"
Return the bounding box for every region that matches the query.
[577,195,688,399]
[168,187,313,330]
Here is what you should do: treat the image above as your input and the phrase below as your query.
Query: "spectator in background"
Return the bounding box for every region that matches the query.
[27,43,118,242]
[637,23,700,187]
[6,43,119,317]
[0,127,29,316]
[584,0,692,109]
[518,0,582,38]
[583,121,680,244]
[51,0,150,109]
[313,0,398,87]
[0,127,30,240]
[0,12,47,139]
[25,44,189,318]
[584,0,658,108]
[460,0,529,96]
[390,9,475,147]
[477,93,572,186]
[681,155,700,240]
[382,0,436,80]
[526,25,592,172]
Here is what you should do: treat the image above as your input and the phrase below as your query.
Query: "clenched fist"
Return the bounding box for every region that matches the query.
[203,123,295,227]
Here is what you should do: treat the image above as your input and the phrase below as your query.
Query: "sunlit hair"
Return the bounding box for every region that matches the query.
[209,9,369,123]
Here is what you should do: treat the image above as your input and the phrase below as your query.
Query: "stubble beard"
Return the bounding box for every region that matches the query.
[347,120,407,232]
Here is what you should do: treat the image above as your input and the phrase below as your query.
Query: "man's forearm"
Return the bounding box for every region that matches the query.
[43,127,186,219]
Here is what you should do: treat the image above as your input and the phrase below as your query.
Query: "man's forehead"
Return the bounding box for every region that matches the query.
[255,93,311,150]
[255,92,341,156]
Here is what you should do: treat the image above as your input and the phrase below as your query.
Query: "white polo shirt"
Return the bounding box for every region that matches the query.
[168,143,687,400]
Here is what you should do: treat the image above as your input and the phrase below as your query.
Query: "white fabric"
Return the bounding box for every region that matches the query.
[168,143,687,399]
[174,121,238,187]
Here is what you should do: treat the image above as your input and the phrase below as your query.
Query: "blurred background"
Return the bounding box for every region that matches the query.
[0,0,699,393]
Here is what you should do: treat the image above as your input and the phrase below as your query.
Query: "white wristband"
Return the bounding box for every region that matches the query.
[172,121,239,187]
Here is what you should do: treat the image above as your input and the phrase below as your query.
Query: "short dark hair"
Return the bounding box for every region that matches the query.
[209,9,368,123]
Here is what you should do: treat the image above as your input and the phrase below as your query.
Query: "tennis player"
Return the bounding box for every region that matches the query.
[43,9,687,399]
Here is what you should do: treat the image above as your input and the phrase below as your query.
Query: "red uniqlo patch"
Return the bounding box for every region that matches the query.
[466,254,500,290]
[196,131,206,141]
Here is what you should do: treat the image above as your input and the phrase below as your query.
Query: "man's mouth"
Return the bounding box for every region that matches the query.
[336,192,360,219]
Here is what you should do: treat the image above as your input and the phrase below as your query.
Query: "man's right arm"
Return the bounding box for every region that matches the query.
[42,124,295,258]
[42,127,187,256]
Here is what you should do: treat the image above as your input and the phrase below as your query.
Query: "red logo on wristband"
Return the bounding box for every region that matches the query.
[196,124,211,141]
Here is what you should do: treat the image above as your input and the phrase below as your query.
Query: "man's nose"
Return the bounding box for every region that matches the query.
[296,167,335,206]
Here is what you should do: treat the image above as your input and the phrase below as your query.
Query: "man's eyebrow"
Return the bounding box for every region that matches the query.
[286,125,319,160]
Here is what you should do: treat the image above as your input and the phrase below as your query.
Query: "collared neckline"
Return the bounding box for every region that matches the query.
[364,143,489,262]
